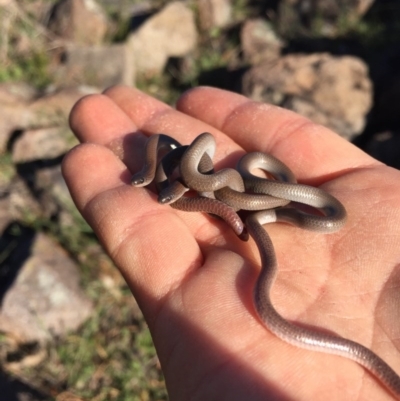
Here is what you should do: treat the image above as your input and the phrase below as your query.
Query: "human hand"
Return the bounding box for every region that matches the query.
[63,86,400,401]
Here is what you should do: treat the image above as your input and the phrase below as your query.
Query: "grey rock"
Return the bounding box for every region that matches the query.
[47,0,108,45]
[0,84,35,153]
[0,176,43,234]
[0,163,88,243]
[0,86,96,153]
[127,1,197,74]
[197,0,232,30]
[28,87,97,127]
[242,53,372,140]
[35,165,91,233]
[12,127,78,163]
[0,232,93,343]
[0,166,76,236]
[241,18,284,65]
[278,0,375,37]
[0,83,38,104]
[56,44,135,88]
[0,0,15,6]
[8,177,44,222]
[35,165,71,208]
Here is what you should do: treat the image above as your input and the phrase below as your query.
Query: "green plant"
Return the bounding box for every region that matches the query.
[0,1,53,89]
[53,285,167,401]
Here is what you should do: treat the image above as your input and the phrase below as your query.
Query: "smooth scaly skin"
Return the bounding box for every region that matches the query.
[169,196,248,241]
[179,132,245,193]
[179,133,347,230]
[132,132,400,399]
[237,152,347,232]
[247,210,400,399]
[131,134,181,187]
[154,145,248,240]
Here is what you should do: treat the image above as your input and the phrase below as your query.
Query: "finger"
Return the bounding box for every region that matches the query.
[70,91,250,242]
[103,85,245,168]
[69,93,150,173]
[176,87,380,182]
[69,93,139,145]
[62,143,202,318]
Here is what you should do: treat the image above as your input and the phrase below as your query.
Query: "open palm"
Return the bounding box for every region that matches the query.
[63,86,400,401]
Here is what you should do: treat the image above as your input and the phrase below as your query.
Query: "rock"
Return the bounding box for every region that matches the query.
[35,165,71,208]
[241,18,284,65]
[0,84,37,153]
[0,83,38,104]
[34,165,91,234]
[2,161,89,234]
[8,177,44,223]
[0,231,93,343]
[28,87,97,126]
[0,158,88,238]
[278,0,375,37]
[55,44,135,88]
[12,127,78,163]
[242,53,372,140]
[127,1,197,74]
[0,0,15,6]
[197,0,232,30]
[0,175,43,234]
[0,86,96,153]
[47,0,108,45]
